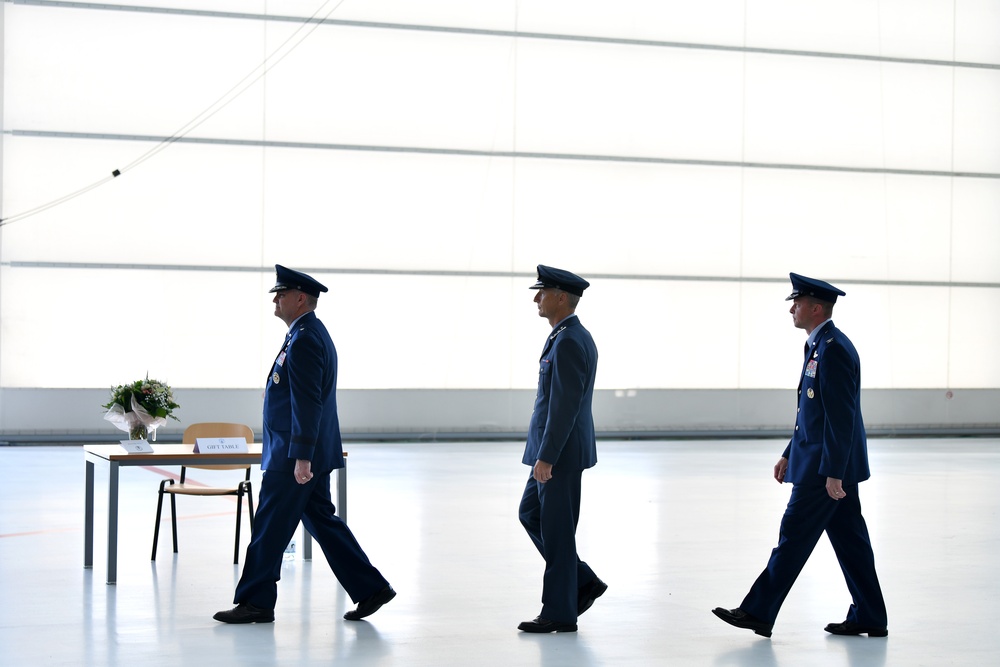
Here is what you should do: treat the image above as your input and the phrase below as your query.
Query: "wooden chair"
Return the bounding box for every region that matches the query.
[151,422,256,564]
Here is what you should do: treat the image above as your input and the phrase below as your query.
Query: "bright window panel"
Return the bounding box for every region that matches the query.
[955,0,1000,63]
[0,267,268,388]
[954,69,1000,174]
[4,6,266,138]
[951,178,1000,283]
[586,280,742,389]
[295,274,524,390]
[879,63,955,172]
[881,175,956,283]
[513,40,745,160]
[870,0,958,62]
[744,54,961,171]
[510,160,744,277]
[282,0,517,31]
[843,285,952,389]
[1,137,265,265]
[948,287,1000,388]
[516,0,748,45]
[740,169,952,281]
[745,0,955,59]
[737,281,810,389]
[262,24,518,151]
[259,149,515,272]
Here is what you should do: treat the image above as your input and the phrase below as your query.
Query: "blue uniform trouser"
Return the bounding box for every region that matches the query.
[741,482,888,627]
[519,469,598,624]
[234,469,388,610]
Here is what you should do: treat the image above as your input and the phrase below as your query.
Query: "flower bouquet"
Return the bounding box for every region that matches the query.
[103,376,180,441]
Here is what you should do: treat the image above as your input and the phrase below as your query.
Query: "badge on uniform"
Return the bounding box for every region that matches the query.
[807,388,815,399]
[272,372,280,384]
[277,351,286,367]
[805,359,818,378]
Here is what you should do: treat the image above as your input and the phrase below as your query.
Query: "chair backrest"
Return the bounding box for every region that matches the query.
[182,422,255,472]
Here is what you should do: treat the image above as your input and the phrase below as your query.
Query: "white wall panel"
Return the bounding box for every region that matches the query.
[951,179,1000,283]
[262,25,518,150]
[948,287,1000,388]
[882,176,955,282]
[0,267,267,388]
[316,274,524,390]
[259,149,514,272]
[514,40,744,159]
[844,285,952,389]
[1,1,998,437]
[583,280,743,389]
[955,0,1000,63]
[745,0,956,60]
[737,281,808,389]
[879,63,955,171]
[516,0,747,45]
[954,69,1000,174]
[4,6,266,138]
[741,170,900,279]
[510,160,744,277]
[2,137,265,265]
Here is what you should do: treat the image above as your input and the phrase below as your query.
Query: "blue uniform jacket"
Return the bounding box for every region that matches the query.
[262,311,344,474]
[522,316,598,471]
[782,321,870,485]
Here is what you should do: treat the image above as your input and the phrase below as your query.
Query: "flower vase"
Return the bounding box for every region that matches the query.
[129,425,148,441]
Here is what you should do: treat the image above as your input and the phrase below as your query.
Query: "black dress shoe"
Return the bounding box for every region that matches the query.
[825,620,888,637]
[213,602,274,624]
[578,578,608,616]
[712,607,773,637]
[344,585,396,621]
[518,616,578,633]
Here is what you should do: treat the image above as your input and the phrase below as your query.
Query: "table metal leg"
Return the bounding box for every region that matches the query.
[301,457,348,562]
[302,525,312,561]
[337,461,347,522]
[107,461,120,584]
[84,459,95,568]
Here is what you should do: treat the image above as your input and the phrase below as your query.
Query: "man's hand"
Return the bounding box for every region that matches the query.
[294,459,313,485]
[826,477,846,500]
[533,460,553,484]
[774,457,788,483]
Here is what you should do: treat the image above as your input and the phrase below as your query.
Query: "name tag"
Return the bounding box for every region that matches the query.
[120,440,154,453]
[194,437,249,453]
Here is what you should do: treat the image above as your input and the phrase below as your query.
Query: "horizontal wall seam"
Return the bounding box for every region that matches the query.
[14,0,1000,71]
[7,130,1000,180]
[4,261,999,290]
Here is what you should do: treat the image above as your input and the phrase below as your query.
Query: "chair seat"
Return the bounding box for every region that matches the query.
[164,484,243,496]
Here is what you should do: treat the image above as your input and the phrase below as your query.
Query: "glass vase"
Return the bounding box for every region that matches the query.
[129,425,148,441]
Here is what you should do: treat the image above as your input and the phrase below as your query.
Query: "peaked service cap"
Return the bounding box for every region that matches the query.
[529,264,590,297]
[268,264,328,298]
[785,272,845,304]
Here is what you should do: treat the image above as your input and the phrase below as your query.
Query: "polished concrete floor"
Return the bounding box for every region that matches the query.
[1,438,997,666]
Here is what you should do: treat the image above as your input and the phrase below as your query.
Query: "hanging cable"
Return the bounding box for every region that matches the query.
[0,0,347,228]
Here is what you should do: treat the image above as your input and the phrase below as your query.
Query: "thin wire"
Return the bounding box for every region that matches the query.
[0,0,347,228]
[0,174,118,228]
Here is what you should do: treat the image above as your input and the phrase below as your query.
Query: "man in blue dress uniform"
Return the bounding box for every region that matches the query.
[215,265,394,624]
[517,265,607,633]
[713,273,888,638]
